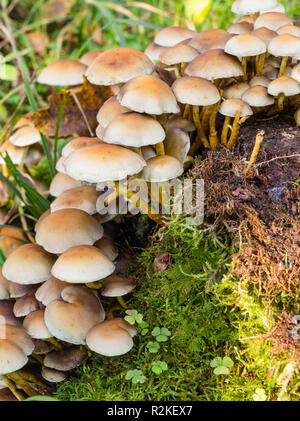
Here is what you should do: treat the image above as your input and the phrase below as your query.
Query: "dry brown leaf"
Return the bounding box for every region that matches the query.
[27,78,113,138]
[0,226,26,257]
[153,252,172,272]
[44,0,72,19]
[27,32,50,54]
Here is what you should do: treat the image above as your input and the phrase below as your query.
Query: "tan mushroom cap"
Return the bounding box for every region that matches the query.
[249,76,271,88]
[35,209,104,254]
[13,292,40,318]
[0,325,34,354]
[219,98,253,117]
[96,96,130,128]
[55,156,67,174]
[251,27,278,46]
[264,2,286,13]
[223,82,250,99]
[141,155,184,182]
[94,237,118,261]
[43,346,87,371]
[242,86,275,107]
[95,124,105,140]
[0,140,25,165]
[227,21,253,35]
[164,128,190,164]
[189,29,233,53]
[49,172,82,197]
[154,26,196,47]
[159,44,198,65]
[35,277,68,307]
[64,144,146,183]
[85,47,154,86]
[291,64,300,83]
[101,275,136,297]
[79,49,104,66]
[8,282,35,299]
[263,64,278,80]
[9,125,41,147]
[50,186,100,215]
[86,318,137,356]
[45,285,104,345]
[172,76,220,106]
[268,34,300,58]
[165,115,195,132]
[41,367,67,383]
[254,12,292,31]
[232,0,277,14]
[225,34,266,57]
[144,42,169,61]
[0,339,29,375]
[117,75,180,115]
[0,269,10,300]
[277,24,300,38]
[37,59,87,86]
[2,244,55,285]
[141,145,156,161]
[0,301,19,326]
[51,245,115,284]
[62,137,101,159]
[23,310,51,339]
[185,49,243,81]
[267,75,300,96]
[103,112,165,147]
[32,339,54,355]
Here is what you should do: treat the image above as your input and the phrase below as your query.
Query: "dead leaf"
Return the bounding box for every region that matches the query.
[27,32,50,54]
[27,78,113,138]
[153,252,172,272]
[44,0,72,19]
[0,226,26,257]
[232,188,256,201]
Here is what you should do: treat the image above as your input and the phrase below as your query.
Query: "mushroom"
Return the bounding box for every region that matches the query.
[277,24,300,38]
[79,49,104,66]
[0,268,10,300]
[94,237,119,261]
[50,185,100,215]
[267,75,300,111]
[9,125,41,147]
[154,26,196,47]
[268,34,300,76]
[41,367,67,383]
[101,275,136,308]
[159,43,198,77]
[61,137,101,159]
[37,59,87,86]
[141,155,184,182]
[219,98,253,146]
[223,82,250,99]
[35,277,69,307]
[227,21,253,35]
[43,346,88,371]
[96,96,130,130]
[241,85,274,112]
[13,292,41,318]
[254,12,292,31]
[189,29,233,53]
[144,43,169,61]
[0,300,20,326]
[49,172,82,197]
[164,128,190,164]
[231,0,278,16]
[251,27,278,47]
[249,76,271,88]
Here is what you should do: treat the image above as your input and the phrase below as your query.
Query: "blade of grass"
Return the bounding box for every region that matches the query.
[54,92,70,167]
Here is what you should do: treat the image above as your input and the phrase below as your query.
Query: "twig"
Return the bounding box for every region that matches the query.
[255,154,300,168]
[70,89,94,136]
[243,130,265,176]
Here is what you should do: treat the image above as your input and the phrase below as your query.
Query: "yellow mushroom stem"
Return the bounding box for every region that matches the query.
[47,337,63,350]
[117,296,127,308]
[208,101,221,151]
[256,53,266,76]
[221,116,231,145]
[201,105,213,133]
[277,92,285,111]
[132,147,143,157]
[2,374,25,401]
[1,164,9,178]
[226,110,242,148]
[31,353,44,364]
[183,104,191,119]
[189,105,210,154]
[241,57,248,81]
[183,155,194,171]
[6,372,38,397]
[155,142,165,155]
[86,280,103,290]
[175,63,181,78]
[17,370,48,393]
[279,56,288,76]
[243,130,265,176]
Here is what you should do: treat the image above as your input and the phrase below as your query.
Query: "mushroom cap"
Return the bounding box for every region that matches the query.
[79,49,104,66]
[164,128,190,164]
[103,112,166,147]
[50,186,100,215]
[159,44,198,65]
[101,275,136,297]
[13,292,40,318]
[144,42,169,61]
[0,339,28,375]
[0,301,19,327]
[225,34,266,57]
[2,244,55,285]
[0,324,34,356]
[141,155,184,182]
[165,115,195,132]
[254,12,292,31]
[45,285,105,345]
[268,34,300,57]
[117,75,180,115]
[95,124,105,140]
[172,76,220,106]
[0,269,10,300]
[291,64,300,83]
[154,26,196,47]
[35,277,69,307]
[223,82,250,99]
[35,208,104,254]
[64,144,146,183]
[227,21,253,35]
[23,310,51,339]
[267,75,300,97]
[263,64,278,80]
[49,172,82,197]
[41,366,67,383]
[85,47,154,86]
[249,76,271,88]
[241,86,275,107]
[189,29,232,53]
[185,49,243,81]
[43,346,88,371]
[0,141,25,165]
[94,237,118,261]
[86,318,137,356]
[96,96,130,128]
[277,24,300,38]
[37,59,87,86]
[141,145,156,161]
[219,98,253,117]
[51,245,115,284]
[32,339,54,355]
[9,126,41,147]
[8,282,35,299]
[232,0,278,14]
[251,27,278,46]
[62,137,101,159]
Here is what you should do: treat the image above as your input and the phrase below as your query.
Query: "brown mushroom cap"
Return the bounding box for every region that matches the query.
[0,388,18,401]
[268,34,300,58]
[49,173,82,198]
[79,49,104,66]
[103,112,166,148]
[51,245,115,284]
[223,82,250,99]
[267,75,300,97]
[154,26,196,47]
[185,49,243,81]
[0,339,29,375]
[45,285,105,345]
[144,42,169,61]
[241,86,275,107]
[94,237,118,261]
[62,137,101,159]
[159,44,198,65]
[249,76,271,88]
[50,186,100,215]
[43,346,88,371]
[254,12,292,31]
[35,277,69,307]
[225,34,266,57]
[164,128,190,164]
[172,76,220,106]
[0,325,34,355]
[165,115,195,132]
[13,292,40,318]
[141,155,184,182]
[85,47,154,86]
[232,0,278,15]
[41,366,67,383]
[86,318,137,356]
[64,144,146,183]
[117,75,180,115]
[37,59,87,86]
[189,29,233,53]
[2,244,55,285]
[9,126,41,147]
[0,269,10,300]
[227,21,253,35]
[96,96,130,128]
[251,27,278,46]
[0,140,25,165]
[23,309,52,339]
[101,275,136,297]
[219,98,253,117]
[0,301,20,327]
[291,64,300,83]
[277,24,300,38]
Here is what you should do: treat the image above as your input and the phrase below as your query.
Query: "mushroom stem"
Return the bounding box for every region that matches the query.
[183,155,194,171]
[2,164,9,178]
[86,281,103,289]
[31,353,44,364]
[278,92,285,111]
[208,101,221,151]
[132,147,143,157]
[17,370,48,393]
[227,110,242,148]
[183,104,190,120]
[7,372,38,397]
[2,375,25,401]
[201,105,212,133]
[221,116,231,145]
[189,106,209,153]
[117,296,127,308]
[241,57,248,81]
[155,142,165,155]
[243,130,264,176]
[175,63,181,78]
[279,56,288,76]
[256,53,266,76]
[47,337,63,350]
